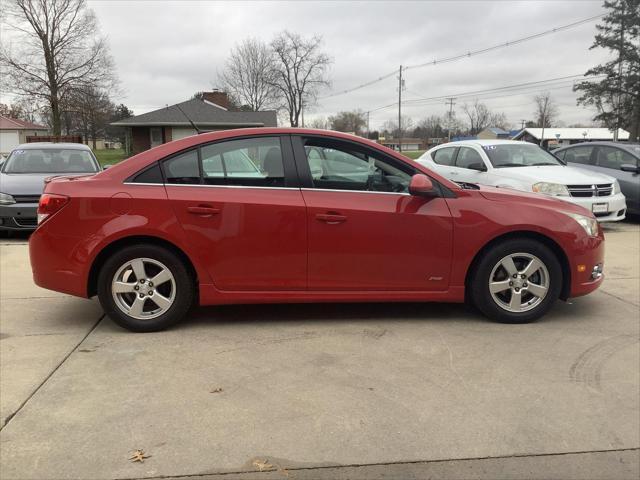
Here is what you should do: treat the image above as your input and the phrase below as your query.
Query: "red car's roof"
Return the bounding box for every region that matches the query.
[98,127,461,190]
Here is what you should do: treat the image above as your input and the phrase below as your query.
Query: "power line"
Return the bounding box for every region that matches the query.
[402,74,603,106]
[404,14,603,70]
[318,14,603,100]
[363,75,606,117]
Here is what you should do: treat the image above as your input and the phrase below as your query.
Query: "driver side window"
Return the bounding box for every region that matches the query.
[302,138,413,193]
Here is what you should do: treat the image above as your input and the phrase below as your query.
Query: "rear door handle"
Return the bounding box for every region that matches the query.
[316,213,347,224]
[187,205,220,216]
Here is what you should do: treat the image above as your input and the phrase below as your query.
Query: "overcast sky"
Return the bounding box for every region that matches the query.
[51,1,616,129]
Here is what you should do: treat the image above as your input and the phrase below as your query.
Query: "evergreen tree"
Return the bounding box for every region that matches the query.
[574,0,640,141]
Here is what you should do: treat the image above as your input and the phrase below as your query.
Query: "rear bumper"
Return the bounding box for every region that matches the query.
[29,227,89,297]
[564,193,627,222]
[0,203,38,230]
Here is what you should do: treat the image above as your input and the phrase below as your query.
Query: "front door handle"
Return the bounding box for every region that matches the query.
[187,205,220,216]
[316,213,347,224]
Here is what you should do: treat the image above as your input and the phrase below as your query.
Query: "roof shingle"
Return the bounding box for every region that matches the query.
[110,98,277,128]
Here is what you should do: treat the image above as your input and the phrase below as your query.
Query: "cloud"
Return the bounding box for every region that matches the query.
[87,0,608,128]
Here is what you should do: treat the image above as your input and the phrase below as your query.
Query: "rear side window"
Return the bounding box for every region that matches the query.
[432,148,456,166]
[563,146,593,165]
[200,137,284,187]
[131,163,163,183]
[163,150,200,184]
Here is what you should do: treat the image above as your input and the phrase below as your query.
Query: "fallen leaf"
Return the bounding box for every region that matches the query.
[253,459,274,471]
[210,387,224,394]
[129,449,151,463]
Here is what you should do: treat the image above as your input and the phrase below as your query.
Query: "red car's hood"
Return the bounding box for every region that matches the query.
[477,184,593,217]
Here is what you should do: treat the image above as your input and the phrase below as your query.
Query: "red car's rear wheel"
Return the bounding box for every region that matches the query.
[97,244,194,332]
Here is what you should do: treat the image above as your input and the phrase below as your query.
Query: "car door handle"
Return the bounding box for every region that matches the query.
[187,205,220,216]
[316,213,347,224]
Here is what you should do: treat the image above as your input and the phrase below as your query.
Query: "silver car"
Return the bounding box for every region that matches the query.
[554,142,640,216]
[0,143,101,231]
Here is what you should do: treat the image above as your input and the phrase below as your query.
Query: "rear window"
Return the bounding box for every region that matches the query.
[3,148,98,174]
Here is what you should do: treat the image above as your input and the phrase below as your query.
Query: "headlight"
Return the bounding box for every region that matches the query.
[0,193,16,205]
[532,182,570,196]
[565,212,599,237]
[613,180,621,194]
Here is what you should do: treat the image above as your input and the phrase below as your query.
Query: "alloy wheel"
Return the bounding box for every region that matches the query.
[488,253,550,313]
[111,258,176,320]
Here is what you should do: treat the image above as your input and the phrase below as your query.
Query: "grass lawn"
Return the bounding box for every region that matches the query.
[94,148,127,167]
[401,150,426,160]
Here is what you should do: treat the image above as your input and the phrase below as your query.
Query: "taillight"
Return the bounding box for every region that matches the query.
[37,193,69,224]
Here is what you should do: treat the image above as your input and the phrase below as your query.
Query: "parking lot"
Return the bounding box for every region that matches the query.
[0,221,638,480]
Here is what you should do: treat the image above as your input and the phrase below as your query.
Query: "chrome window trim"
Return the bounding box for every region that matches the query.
[123,182,299,191]
[301,187,410,196]
[122,182,411,196]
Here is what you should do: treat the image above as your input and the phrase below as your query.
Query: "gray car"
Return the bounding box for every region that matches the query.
[0,143,101,231]
[554,141,640,216]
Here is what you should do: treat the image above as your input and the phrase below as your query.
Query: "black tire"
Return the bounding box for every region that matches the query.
[97,244,194,332]
[469,238,562,324]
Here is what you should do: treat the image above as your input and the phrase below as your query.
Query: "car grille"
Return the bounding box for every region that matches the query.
[13,217,38,227]
[567,184,613,198]
[12,194,41,203]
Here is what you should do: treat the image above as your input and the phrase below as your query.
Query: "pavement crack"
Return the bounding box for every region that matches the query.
[0,313,106,431]
[119,447,640,479]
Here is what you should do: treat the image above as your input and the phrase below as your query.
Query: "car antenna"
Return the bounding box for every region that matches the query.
[174,102,202,134]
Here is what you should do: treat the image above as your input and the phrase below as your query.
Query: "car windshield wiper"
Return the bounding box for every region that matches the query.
[495,163,526,168]
[530,163,559,166]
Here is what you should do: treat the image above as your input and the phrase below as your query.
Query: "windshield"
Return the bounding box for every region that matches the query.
[3,148,99,174]
[482,144,563,168]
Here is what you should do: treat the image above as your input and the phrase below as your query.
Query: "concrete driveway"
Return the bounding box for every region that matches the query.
[1,223,638,480]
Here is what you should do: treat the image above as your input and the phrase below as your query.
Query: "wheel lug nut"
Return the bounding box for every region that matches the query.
[134,285,139,291]
[148,282,153,287]
[509,281,513,286]
[515,287,520,292]
[138,293,145,298]
[140,279,145,284]
[149,290,154,295]
[512,274,517,278]
[521,274,526,279]
[523,283,528,287]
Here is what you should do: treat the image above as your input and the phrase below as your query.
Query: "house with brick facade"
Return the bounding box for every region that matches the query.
[111,91,278,155]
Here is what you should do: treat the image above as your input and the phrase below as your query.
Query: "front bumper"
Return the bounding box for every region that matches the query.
[0,203,38,230]
[563,193,627,222]
[568,232,605,298]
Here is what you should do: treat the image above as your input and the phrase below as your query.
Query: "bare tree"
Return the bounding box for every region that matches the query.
[382,117,414,138]
[270,31,331,127]
[533,92,559,129]
[462,100,507,135]
[307,116,329,129]
[328,110,367,135]
[218,38,279,111]
[0,0,116,135]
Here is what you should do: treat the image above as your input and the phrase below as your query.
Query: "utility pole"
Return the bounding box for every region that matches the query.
[366,111,370,138]
[540,95,549,149]
[446,98,456,142]
[398,65,403,152]
[520,119,526,130]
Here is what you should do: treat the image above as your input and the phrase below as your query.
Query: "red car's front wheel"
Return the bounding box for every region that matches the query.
[97,244,194,332]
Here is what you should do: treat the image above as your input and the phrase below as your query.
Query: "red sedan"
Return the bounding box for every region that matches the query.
[29,129,604,332]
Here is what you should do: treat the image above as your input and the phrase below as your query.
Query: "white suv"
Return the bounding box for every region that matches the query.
[418,140,627,222]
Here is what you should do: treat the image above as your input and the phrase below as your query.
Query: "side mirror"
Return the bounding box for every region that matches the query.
[468,162,487,172]
[620,163,639,173]
[409,174,437,197]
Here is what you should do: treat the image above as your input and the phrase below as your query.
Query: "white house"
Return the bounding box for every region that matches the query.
[512,127,630,148]
[0,115,48,155]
